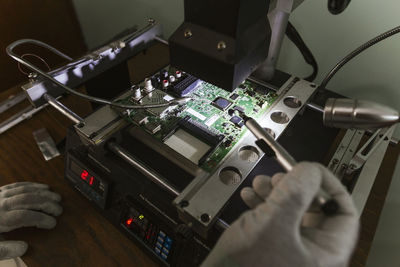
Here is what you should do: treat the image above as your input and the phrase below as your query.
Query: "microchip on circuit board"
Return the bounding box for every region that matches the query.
[229,93,239,100]
[230,116,244,128]
[212,97,232,111]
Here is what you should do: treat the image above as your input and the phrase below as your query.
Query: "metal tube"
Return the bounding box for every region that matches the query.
[108,142,180,196]
[306,102,324,113]
[245,118,296,171]
[154,36,169,45]
[43,94,83,124]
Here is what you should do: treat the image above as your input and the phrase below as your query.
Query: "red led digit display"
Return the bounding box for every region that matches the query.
[81,170,88,180]
[81,170,95,187]
[70,160,105,197]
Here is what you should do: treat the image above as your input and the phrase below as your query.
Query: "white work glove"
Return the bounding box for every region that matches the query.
[202,162,359,267]
[0,182,62,260]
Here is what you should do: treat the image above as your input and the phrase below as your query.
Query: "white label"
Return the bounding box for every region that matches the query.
[187,108,206,121]
[163,94,174,101]
[206,115,219,127]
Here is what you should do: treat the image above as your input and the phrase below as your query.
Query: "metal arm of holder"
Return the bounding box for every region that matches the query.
[43,94,83,124]
[346,125,396,175]
[323,98,399,174]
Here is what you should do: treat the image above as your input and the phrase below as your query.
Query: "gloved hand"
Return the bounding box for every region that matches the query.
[202,162,359,267]
[0,182,62,260]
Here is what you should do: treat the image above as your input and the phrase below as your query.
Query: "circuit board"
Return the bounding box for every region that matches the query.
[116,67,278,172]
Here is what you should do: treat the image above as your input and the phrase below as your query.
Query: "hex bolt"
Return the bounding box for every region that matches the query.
[184,29,193,39]
[217,41,227,51]
[180,200,189,208]
[200,213,210,223]
[77,122,85,128]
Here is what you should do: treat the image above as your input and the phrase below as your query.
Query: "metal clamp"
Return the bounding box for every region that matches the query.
[346,125,396,175]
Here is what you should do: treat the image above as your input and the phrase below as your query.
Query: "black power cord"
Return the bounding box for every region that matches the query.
[285,21,318,82]
[328,0,352,15]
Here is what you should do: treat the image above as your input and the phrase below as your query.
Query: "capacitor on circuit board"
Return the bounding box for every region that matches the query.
[162,79,169,89]
[131,85,141,100]
[144,78,153,92]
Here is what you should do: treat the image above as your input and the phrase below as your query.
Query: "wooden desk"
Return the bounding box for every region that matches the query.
[0,85,157,267]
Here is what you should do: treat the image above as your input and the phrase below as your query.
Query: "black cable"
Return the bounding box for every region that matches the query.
[328,0,352,15]
[320,25,400,89]
[285,21,318,82]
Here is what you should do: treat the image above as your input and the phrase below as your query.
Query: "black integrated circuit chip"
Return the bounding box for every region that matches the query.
[229,93,239,100]
[230,116,244,128]
[212,97,232,111]
[171,74,201,97]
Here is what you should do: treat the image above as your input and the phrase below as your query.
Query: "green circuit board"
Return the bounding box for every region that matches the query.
[116,67,278,172]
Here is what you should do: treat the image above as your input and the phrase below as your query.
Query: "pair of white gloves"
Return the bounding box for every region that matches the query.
[0,182,62,260]
[0,162,359,267]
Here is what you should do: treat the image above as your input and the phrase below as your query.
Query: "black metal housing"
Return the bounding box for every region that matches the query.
[169,0,271,91]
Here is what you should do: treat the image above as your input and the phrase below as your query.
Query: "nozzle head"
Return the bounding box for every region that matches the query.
[323,98,399,129]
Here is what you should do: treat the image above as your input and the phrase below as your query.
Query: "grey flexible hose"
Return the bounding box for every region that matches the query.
[320,25,400,89]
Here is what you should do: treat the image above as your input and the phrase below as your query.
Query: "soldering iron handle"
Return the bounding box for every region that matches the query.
[244,118,296,171]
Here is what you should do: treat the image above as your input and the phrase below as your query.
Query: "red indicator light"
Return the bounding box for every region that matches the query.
[126,218,133,226]
[90,176,94,185]
[146,234,150,240]
[81,170,88,180]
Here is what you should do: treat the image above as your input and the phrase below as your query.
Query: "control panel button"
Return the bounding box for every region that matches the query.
[156,242,163,249]
[159,231,166,238]
[162,247,169,255]
[165,236,172,245]
[154,247,161,255]
[163,242,171,250]
[157,236,164,244]
[161,253,168,260]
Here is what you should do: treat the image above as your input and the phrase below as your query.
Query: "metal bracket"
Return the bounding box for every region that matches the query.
[173,77,319,237]
[18,23,162,107]
[346,125,396,175]
[328,129,364,179]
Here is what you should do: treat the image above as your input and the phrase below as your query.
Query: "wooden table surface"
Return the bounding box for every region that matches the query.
[0,85,157,267]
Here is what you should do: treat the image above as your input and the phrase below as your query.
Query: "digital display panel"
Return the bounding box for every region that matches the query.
[69,160,105,196]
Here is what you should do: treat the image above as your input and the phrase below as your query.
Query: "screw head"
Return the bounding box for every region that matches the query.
[332,159,339,164]
[179,200,189,208]
[217,41,227,51]
[200,213,210,223]
[77,122,85,128]
[148,18,155,24]
[184,29,193,39]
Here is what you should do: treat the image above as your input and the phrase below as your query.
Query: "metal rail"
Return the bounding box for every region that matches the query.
[43,94,83,124]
